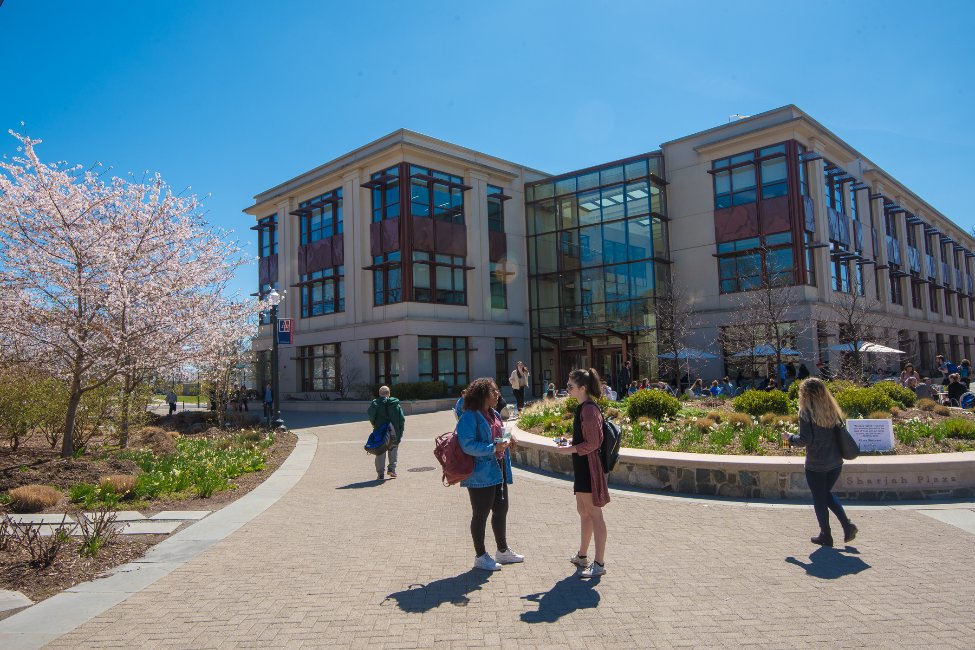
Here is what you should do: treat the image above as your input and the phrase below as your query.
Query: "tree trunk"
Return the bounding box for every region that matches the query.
[118,381,132,449]
[61,377,83,458]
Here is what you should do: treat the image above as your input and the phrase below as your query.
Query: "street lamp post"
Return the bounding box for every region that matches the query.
[267,287,285,431]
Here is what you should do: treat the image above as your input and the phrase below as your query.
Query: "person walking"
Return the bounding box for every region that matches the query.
[509,361,530,411]
[368,385,406,480]
[782,378,857,547]
[166,389,178,415]
[457,378,522,571]
[618,360,632,399]
[239,384,249,411]
[552,368,610,578]
[263,382,273,422]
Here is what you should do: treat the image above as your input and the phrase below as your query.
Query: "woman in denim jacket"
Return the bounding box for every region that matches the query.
[457,378,522,572]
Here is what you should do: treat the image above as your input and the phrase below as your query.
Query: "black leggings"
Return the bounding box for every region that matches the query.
[805,467,850,535]
[467,482,508,557]
[513,387,526,410]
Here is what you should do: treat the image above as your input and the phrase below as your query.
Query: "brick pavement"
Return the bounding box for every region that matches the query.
[35,411,975,648]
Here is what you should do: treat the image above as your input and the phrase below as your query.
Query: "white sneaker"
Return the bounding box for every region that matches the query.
[579,562,606,578]
[473,553,502,571]
[496,548,524,564]
[569,554,589,567]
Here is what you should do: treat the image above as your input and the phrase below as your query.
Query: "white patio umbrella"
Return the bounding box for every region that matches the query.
[826,341,904,354]
[732,344,802,357]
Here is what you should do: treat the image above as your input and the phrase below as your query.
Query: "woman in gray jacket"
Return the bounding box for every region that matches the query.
[783,378,858,547]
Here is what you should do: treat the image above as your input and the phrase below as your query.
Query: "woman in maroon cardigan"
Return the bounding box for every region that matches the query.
[553,368,610,578]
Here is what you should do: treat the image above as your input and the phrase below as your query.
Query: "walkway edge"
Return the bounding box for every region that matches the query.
[0,431,318,650]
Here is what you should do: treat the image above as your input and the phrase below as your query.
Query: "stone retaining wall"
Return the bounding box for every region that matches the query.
[510,427,975,500]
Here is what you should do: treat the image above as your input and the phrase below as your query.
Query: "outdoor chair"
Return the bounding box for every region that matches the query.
[960,392,975,410]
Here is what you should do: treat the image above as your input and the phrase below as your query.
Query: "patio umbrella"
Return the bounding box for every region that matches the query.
[732,344,802,357]
[826,341,904,354]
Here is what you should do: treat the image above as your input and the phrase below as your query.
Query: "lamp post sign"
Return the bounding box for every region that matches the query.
[277,318,293,345]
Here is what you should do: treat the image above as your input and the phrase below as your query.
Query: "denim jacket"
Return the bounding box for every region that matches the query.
[456,409,513,488]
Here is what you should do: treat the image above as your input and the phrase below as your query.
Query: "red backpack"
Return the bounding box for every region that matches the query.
[433,427,476,487]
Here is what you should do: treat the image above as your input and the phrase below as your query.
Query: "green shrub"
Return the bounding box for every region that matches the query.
[936,418,975,440]
[834,387,894,418]
[625,389,680,421]
[740,427,762,453]
[918,398,938,412]
[825,380,858,396]
[732,390,790,416]
[870,381,917,408]
[787,378,806,401]
[562,396,612,415]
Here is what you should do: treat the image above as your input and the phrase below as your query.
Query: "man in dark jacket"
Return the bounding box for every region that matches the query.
[369,385,407,480]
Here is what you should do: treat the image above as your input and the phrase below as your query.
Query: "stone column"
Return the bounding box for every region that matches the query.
[342,169,365,324]
[466,170,489,323]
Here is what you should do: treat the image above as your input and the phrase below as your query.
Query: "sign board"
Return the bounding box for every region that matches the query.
[277,318,293,345]
[847,419,895,452]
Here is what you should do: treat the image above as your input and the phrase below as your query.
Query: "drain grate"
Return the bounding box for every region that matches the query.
[408,466,436,473]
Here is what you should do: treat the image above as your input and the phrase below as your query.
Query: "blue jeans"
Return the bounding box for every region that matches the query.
[805,467,850,536]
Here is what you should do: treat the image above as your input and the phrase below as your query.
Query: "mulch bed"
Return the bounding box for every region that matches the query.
[0,420,297,606]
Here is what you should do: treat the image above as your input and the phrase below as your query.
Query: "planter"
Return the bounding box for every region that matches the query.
[510,426,975,501]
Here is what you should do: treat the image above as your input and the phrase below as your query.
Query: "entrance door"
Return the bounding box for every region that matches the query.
[560,351,589,387]
[594,347,622,393]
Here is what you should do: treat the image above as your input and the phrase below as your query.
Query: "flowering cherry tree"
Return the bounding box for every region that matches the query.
[0,130,251,455]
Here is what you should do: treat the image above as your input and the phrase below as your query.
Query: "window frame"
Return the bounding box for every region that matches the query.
[298,343,341,392]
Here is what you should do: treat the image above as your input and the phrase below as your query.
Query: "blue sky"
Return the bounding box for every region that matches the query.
[1,0,973,297]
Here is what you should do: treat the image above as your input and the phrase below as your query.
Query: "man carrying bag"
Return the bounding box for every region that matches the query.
[368,385,406,480]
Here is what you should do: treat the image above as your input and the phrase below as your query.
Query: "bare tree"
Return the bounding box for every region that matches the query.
[653,269,702,388]
[828,267,886,382]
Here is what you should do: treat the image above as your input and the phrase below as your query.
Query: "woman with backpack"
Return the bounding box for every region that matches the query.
[552,368,609,578]
[457,378,523,572]
[781,378,857,547]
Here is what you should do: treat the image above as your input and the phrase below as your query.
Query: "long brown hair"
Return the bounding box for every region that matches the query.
[798,377,844,428]
[568,368,602,401]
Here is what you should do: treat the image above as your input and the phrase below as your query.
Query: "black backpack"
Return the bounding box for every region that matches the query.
[581,402,622,473]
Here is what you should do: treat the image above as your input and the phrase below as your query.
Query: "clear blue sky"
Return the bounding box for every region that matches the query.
[2,0,973,297]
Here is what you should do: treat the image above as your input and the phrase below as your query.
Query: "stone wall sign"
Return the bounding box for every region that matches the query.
[847,419,895,452]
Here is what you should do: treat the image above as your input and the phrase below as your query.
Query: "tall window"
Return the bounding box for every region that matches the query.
[413,252,466,304]
[831,254,851,293]
[299,344,340,391]
[718,232,793,294]
[712,143,787,209]
[409,165,465,224]
[373,251,402,306]
[929,284,939,313]
[911,280,923,310]
[495,338,512,385]
[803,232,817,287]
[372,337,399,386]
[371,166,401,222]
[889,275,904,305]
[258,214,278,257]
[824,167,846,214]
[418,336,469,387]
[487,185,505,233]
[490,262,508,309]
[797,144,809,197]
[300,266,345,317]
[300,188,343,243]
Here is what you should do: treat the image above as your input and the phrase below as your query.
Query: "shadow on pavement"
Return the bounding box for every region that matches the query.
[383,569,491,613]
[335,479,386,489]
[785,546,870,579]
[520,574,601,623]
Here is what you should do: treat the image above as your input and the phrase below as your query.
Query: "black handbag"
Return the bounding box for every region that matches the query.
[836,424,860,460]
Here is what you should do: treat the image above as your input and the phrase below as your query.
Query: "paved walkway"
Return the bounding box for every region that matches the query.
[6,410,975,648]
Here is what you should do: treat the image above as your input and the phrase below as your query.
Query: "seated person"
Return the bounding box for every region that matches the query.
[914,377,938,401]
[946,373,967,406]
[719,377,735,396]
[765,378,779,392]
[627,381,638,396]
[690,379,705,397]
[709,380,721,397]
[545,382,556,400]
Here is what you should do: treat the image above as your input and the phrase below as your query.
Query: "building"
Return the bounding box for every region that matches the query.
[246,106,975,398]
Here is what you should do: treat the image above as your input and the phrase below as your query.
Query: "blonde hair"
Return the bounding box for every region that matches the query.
[798,378,845,428]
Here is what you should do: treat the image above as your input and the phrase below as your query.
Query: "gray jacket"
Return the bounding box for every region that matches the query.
[789,415,844,472]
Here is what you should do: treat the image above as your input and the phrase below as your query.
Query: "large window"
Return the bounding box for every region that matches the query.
[490,262,508,309]
[409,165,465,224]
[300,188,343,243]
[371,165,401,222]
[495,338,513,385]
[299,344,340,392]
[929,284,939,313]
[824,166,846,214]
[712,143,787,209]
[372,337,399,386]
[257,214,278,257]
[717,232,794,294]
[487,184,505,233]
[418,336,469,387]
[413,252,466,304]
[373,252,402,306]
[889,274,904,305]
[300,266,345,317]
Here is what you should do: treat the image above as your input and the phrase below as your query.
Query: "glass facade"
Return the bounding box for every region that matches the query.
[299,344,340,391]
[418,336,469,388]
[525,155,668,386]
[372,337,399,385]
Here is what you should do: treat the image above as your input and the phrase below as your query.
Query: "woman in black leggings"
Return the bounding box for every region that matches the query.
[784,378,858,547]
[457,378,523,571]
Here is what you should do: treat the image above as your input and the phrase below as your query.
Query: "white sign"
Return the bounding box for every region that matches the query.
[847,419,895,452]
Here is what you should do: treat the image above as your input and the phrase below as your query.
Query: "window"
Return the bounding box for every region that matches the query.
[945,289,953,316]
[299,188,343,244]
[797,144,809,197]
[372,338,399,386]
[371,166,400,222]
[413,252,466,304]
[418,336,469,387]
[495,338,512,385]
[911,280,923,310]
[373,252,402,306]
[487,185,505,233]
[299,344,340,391]
[824,166,846,214]
[300,266,345,317]
[889,274,904,305]
[257,214,278,257]
[712,144,788,209]
[409,164,464,224]
[717,233,794,293]
[490,262,508,309]
[804,231,817,287]
[884,210,901,265]
[831,252,850,293]
[929,284,939,313]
